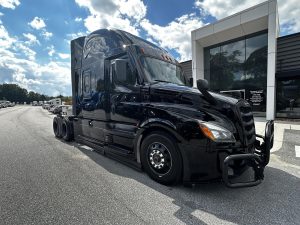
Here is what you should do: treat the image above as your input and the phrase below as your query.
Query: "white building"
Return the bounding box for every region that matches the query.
[190,0,284,120]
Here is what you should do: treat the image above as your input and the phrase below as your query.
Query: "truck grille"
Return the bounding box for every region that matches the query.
[236,101,256,147]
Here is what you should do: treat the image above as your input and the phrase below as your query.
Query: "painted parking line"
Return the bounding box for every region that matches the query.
[295,146,300,158]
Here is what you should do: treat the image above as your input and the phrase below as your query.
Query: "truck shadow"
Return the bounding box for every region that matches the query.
[70,142,299,225]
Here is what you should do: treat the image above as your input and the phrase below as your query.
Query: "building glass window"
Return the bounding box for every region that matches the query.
[276,78,300,118]
[208,47,221,91]
[244,33,268,113]
[204,32,268,115]
[220,39,245,90]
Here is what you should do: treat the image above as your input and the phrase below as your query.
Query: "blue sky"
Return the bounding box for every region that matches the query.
[0,0,299,96]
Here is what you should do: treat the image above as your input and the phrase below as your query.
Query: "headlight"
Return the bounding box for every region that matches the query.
[198,122,235,143]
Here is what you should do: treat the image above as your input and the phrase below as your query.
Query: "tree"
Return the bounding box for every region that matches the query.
[0,83,70,104]
[0,83,28,102]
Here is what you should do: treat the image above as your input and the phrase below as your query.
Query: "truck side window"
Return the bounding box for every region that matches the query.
[112,58,136,86]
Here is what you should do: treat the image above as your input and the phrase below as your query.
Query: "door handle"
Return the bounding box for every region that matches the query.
[88,120,93,127]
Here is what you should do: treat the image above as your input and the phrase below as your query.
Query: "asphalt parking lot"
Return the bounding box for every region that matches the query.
[0,106,299,225]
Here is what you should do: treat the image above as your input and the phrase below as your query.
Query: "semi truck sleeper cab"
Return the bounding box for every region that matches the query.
[53,29,274,188]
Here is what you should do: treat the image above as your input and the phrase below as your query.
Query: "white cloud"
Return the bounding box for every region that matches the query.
[0,22,71,95]
[0,24,16,48]
[28,17,52,40]
[0,47,14,57]
[75,0,118,15]
[84,14,139,35]
[58,53,70,59]
[194,0,261,19]
[0,0,20,9]
[141,14,205,61]
[66,32,87,40]
[47,45,55,56]
[75,17,82,22]
[23,33,40,45]
[0,51,71,95]
[14,43,36,61]
[64,32,87,46]
[195,0,300,34]
[118,0,146,21]
[0,23,36,61]
[75,0,146,35]
[41,30,53,40]
[75,0,203,60]
[278,0,300,33]
[28,17,46,30]
[0,56,71,95]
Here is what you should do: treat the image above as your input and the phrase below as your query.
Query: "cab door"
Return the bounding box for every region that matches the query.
[107,55,142,150]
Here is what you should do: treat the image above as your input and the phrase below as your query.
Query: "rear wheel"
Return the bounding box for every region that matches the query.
[62,118,73,142]
[53,117,62,138]
[141,132,182,185]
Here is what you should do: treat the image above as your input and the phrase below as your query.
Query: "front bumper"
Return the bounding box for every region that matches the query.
[222,120,274,188]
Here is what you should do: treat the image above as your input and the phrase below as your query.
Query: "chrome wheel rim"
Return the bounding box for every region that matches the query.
[148,142,172,175]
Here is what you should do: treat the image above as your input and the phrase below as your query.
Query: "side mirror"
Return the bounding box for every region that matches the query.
[189,77,193,87]
[196,79,209,91]
[114,59,127,82]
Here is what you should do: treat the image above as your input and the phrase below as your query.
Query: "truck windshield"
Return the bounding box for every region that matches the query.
[141,56,186,85]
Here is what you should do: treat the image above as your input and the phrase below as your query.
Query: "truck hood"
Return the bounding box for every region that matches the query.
[149,82,240,132]
[150,82,238,105]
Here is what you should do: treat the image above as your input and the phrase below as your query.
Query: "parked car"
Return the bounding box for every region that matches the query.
[49,105,56,113]
[0,101,12,107]
[53,105,63,115]
[43,103,50,109]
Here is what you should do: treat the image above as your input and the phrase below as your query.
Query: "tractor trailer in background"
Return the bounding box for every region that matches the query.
[53,29,274,187]
[49,98,61,106]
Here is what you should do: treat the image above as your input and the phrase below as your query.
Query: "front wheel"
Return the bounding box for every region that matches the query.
[141,132,182,185]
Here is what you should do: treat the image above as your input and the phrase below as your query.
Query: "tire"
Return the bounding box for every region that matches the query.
[141,131,182,185]
[62,118,74,142]
[53,117,62,138]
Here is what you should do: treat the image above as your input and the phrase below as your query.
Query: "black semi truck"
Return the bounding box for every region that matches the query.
[53,29,274,188]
